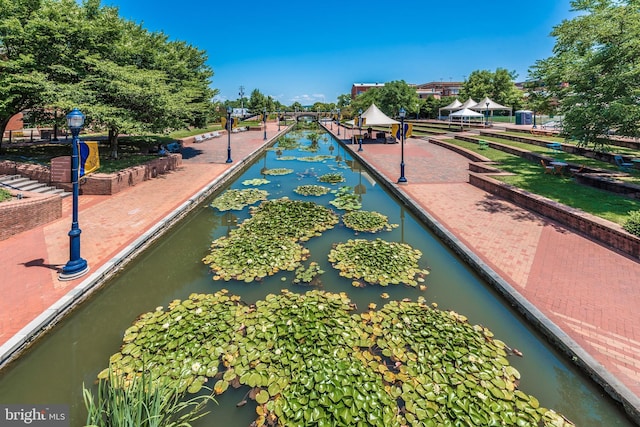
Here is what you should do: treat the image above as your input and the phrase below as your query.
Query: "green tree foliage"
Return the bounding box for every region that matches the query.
[351,80,420,119]
[0,0,215,157]
[248,88,267,114]
[461,68,523,112]
[530,0,640,147]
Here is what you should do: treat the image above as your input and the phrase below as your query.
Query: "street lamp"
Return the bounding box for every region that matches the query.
[533,109,537,129]
[263,107,267,141]
[226,106,233,163]
[330,110,333,130]
[485,101,490,126]
[277,109,281,131]
[337,108,341,136]
[59,108,89,281]
[398,107,407,184]
[357,109,363,152]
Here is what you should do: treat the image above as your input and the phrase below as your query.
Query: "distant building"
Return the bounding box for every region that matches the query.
[351,83,385,99]
[351,81,463,101]
[415,81,463,99]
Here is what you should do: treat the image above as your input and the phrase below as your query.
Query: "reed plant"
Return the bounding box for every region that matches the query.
[83,368,216,427]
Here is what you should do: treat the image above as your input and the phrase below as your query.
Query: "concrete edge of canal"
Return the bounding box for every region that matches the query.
[344,143,640,425]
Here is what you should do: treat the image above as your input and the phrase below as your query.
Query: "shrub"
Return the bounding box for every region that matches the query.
[623,210,640,236]
[0,188,12,203]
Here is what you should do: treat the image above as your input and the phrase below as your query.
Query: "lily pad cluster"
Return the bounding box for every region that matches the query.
[293,262,324,285]
[297,155,334,162]
[275,156,296,161]
[203,198,339,281]
[242,178,270,186]
[210,188,269,211]
[318,172,346,184]
[294,185,331,197]
[342,210,397,233]
[328,238,429,287]
[100,290,573,427]
[263,168,294,176]
[329,187,362,211]
[276,136,299,150]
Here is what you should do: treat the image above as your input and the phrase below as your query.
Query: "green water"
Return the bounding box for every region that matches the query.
[0,129,634,426]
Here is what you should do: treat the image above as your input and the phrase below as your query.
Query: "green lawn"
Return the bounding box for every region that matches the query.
[445,139,640,225]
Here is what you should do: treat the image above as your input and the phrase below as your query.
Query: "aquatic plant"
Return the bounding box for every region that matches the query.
[342,210,397,233]
[329,186,361,211]
[328,238,429,287]
[263,168,294,176]
[210,188,269,211]
[293,184,331,197]
[99,290,574,427]
[203,198,339,281]
[318,172,346,184]
[242,178,270,186]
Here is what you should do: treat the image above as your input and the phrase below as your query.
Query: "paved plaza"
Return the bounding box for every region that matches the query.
[1,121,639,418]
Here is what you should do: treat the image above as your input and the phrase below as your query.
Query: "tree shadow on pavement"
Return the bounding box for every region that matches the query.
[475,194,569,233]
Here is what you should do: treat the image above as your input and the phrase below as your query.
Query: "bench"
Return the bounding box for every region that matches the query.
[546,142,562,153]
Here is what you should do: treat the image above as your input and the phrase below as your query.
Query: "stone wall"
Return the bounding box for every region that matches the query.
[0,191,62,241]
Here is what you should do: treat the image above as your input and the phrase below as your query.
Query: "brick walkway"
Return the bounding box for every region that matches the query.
[1,121,640,416]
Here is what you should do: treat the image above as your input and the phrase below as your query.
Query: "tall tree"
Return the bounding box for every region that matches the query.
[351,80,419,119]
[0,0,215,157]
[461,68,523,111]
[530,0,640,147]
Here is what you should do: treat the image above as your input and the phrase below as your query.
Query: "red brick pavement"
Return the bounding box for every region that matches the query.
[332,130,640,400]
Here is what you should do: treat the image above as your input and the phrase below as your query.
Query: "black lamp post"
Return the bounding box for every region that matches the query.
[59,108,89,281]
[398,107,407,184]
[330,110,333,130]
[263,107,267,140]
[277,108,281,131]
[337,108,341,136]
[533,109,537,129]
[357,109,363,151]
[485,101,490,126]
[226,106,233,163]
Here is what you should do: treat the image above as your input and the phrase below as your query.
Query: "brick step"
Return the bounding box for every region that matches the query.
[0,174,71,198]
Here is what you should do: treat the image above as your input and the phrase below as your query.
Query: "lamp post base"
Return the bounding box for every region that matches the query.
[59,259,89,281]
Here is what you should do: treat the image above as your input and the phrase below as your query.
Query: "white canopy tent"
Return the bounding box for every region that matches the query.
[438,98,462,119]
[470,96,512,123]
[448,107,484,127]
[345,103,399,126]
[458,98,478,110]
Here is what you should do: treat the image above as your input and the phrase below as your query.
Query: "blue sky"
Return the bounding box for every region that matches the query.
[103,0,575,106]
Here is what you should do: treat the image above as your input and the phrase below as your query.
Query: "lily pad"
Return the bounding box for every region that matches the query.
[210,188,269,211]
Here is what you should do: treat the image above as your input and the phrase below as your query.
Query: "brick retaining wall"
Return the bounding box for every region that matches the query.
[469,172,640,259]
[0,191,62,241]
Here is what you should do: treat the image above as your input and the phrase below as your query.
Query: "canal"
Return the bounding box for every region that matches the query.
[0,125,634,426]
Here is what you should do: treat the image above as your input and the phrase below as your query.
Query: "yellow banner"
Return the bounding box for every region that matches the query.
[405,123,413,138]
[79,141,99,176]
[391,124,400,140]
[221,117,227,130]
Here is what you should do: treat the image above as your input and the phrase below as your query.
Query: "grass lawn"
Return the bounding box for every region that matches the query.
[445,139,640,225]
